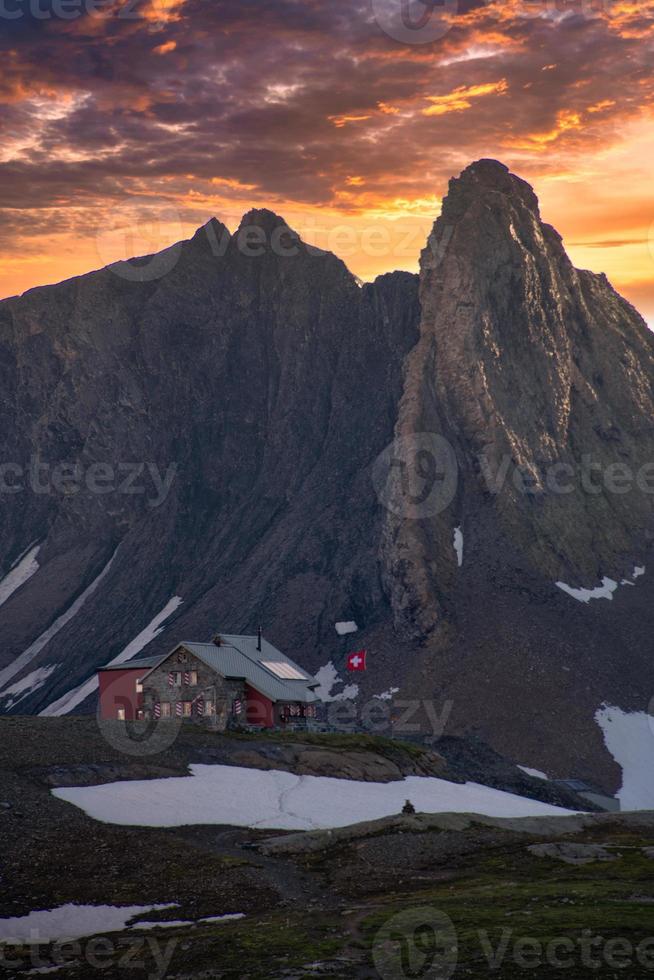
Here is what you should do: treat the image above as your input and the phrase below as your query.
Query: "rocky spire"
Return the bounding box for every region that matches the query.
[382,160,654,642]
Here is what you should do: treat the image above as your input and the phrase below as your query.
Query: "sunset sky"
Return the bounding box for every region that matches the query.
[2,0,654,325]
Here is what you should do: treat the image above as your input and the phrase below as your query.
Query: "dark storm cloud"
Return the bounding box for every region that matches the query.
[0,0,653,223]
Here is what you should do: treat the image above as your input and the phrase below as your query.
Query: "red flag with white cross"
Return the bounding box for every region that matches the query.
[346,650,367,671]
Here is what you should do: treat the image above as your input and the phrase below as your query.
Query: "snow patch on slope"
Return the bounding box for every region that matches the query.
[556,577,618,603]
[0,903,177,942]
[0,544,40,608]
[40,595,183,717]
[375,687,400,701]
[453,527,463,567]
[52,764,577,831]
[335,621,358,636]
[0,664,59,709]
[313,661,359,702]
[131,913,244,931]
[0,550,117,693]
[596,704,654,810]
[557,565,646,603]
[518,765,549,781]
[109,595,183,667]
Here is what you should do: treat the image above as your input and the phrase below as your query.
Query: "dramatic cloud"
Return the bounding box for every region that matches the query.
[1,0,653,323]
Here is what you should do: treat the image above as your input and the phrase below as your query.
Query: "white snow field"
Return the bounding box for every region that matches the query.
[40,595,183,717]
[0,903,177,942]
[0,549,117,693]
[0,664,59,711]
[53,764,576,831]
[596,705,654,810]
[453,527,464,567]
[131,913,244,931]
[374,687,400,701]
[313,661,359,702]
[518,765,549,781]
[556,565,646,604]
[0,544,40,609]
[335,621,358,636]
[556,577,619,603]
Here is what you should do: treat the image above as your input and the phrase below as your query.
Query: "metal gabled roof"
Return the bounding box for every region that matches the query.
[179,636,320,704]
[135,634,320,705]
[99,653,169,672]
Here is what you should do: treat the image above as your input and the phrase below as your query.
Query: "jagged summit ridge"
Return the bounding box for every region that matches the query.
[237,207,292,232]
[190,211,304,258]
[189,208,331,266]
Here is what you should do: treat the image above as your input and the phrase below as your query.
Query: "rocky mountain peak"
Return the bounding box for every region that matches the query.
[194,216,229,238]
[231,208,317,265]
[238,208,293,233]
[187,216,232,260]
[383,160,654,720]
[441,158,541,221]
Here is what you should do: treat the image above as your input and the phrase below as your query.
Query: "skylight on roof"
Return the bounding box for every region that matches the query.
[261,661,307,680]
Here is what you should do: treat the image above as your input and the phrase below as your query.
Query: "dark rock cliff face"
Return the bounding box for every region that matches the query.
[1,162,653,794]
[383,161,654,635]
[381,161,654,791]
[0,211,420,713]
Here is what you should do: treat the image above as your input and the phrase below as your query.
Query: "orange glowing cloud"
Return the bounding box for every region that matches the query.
[587,100,617,113]
[328,114,372,128]
[422,80,509,117]
[505,110,583,151]
[141,0,186,25]
[153,41,177,55]
[210,176,257,191]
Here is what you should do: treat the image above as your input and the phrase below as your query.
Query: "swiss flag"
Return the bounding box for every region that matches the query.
[346,650,367,672]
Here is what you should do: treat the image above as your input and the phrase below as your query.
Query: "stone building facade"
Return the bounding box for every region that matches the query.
[141,645,245,730]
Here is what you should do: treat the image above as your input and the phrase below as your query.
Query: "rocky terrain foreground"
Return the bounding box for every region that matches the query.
[2,719,654,978]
